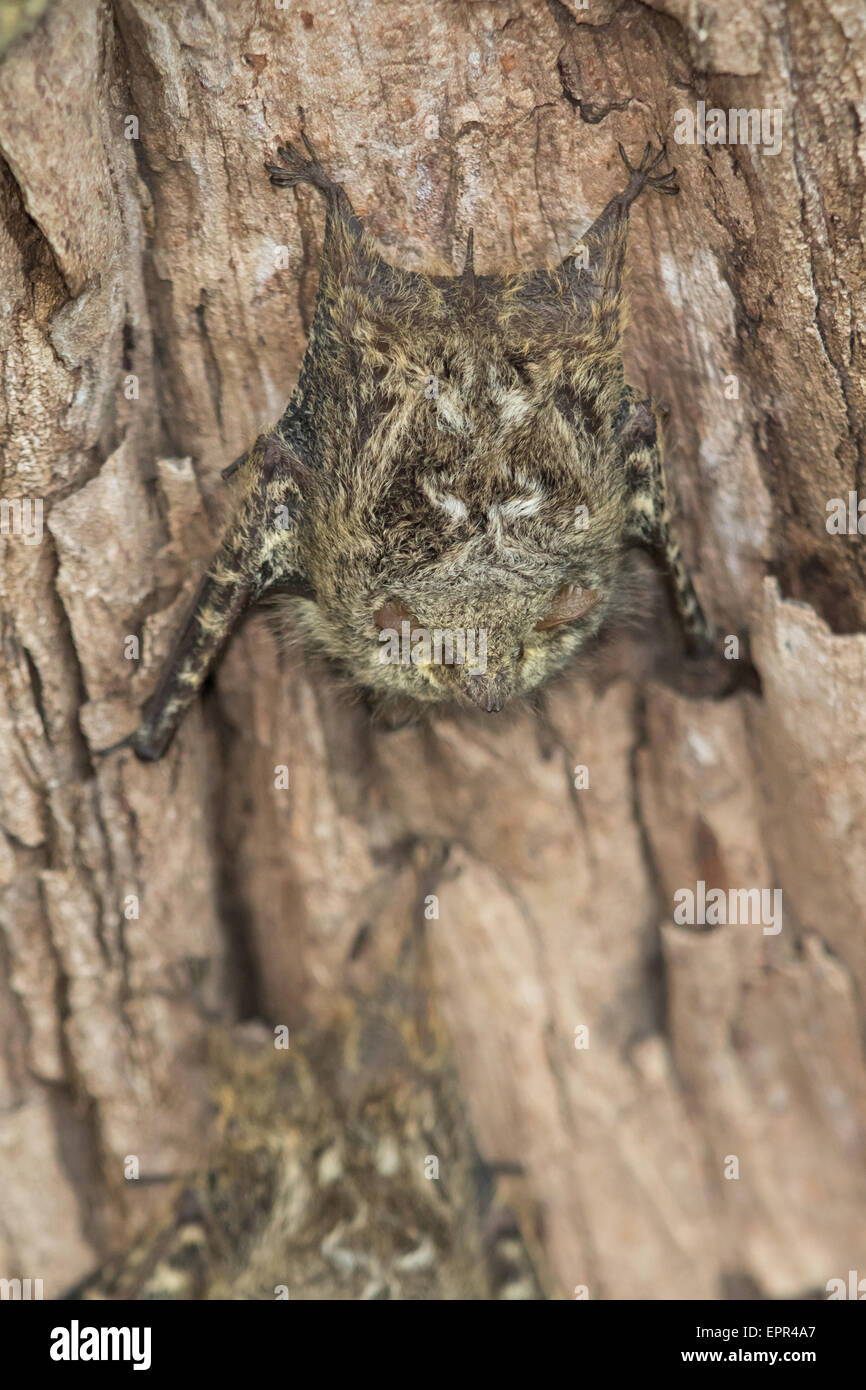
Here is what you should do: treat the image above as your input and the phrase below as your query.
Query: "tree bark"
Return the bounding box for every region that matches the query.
[1,0,864,1299]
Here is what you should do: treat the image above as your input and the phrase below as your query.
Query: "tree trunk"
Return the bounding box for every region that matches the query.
[1,0,864,1300]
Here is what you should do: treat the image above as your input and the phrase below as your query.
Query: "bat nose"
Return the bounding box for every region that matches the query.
[465,672,508,713]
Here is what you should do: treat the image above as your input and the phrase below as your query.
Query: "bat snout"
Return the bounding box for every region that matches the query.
[464,671,510,714]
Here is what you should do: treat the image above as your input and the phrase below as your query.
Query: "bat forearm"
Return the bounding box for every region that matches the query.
[132,568,253,761]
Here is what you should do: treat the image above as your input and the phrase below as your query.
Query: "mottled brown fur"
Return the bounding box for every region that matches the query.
[71,989,544,1300]
[132,129,714,760]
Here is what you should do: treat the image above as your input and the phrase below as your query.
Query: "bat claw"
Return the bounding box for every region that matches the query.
[268,122,336,196]
[617,141,680,200]
[300,128,321,165]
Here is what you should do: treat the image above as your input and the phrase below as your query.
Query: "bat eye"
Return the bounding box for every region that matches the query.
[374,600,417,630]
[534,583,601,630]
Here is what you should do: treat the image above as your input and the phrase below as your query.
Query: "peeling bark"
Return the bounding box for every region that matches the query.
[0,0,864,1299]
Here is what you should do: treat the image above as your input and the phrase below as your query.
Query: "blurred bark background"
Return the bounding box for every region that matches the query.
[1,0,864,1299]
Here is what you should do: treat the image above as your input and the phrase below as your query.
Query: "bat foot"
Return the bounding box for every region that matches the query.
[617,141,679,200]
[266,109,338,196]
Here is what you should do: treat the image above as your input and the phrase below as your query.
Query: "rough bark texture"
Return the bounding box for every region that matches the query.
[1,0,864,1299]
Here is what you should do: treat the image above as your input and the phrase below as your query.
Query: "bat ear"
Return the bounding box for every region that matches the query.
[534,584,602,630]
[373,601,416,630]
